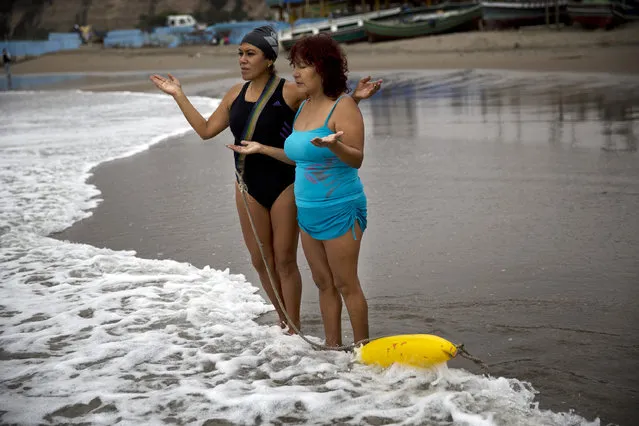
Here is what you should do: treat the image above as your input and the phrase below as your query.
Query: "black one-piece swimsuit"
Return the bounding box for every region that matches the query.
[229,78,296,210]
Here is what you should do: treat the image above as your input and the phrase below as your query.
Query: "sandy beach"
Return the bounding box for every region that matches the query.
[10,23,639,91]
[4,25,639,425]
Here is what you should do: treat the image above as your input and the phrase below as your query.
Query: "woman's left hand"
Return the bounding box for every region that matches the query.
[226,140,263,154]
[311,131,344,148]
[353,76,383,100]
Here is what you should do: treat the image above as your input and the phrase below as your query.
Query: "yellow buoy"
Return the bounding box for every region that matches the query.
[357,334,457,369]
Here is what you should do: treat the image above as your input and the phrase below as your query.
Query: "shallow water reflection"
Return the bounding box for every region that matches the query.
[351,70,639,426]
[365,70,638,152]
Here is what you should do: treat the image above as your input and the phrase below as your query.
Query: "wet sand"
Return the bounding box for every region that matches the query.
[51,67,639,425]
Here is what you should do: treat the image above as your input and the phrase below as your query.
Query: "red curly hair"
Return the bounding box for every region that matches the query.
[288,34,351,99]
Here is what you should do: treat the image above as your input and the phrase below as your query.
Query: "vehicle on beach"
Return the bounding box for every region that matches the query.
[163,14,217,44]
[166,14,207,31]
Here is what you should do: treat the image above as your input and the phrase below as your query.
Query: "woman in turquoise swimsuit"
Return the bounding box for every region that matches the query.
[229,34,372,347]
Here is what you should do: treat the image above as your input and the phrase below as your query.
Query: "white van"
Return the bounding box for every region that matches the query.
[166,15,197,28]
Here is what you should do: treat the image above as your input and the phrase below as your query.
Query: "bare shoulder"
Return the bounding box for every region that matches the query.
[213,82,244,112]
[337,94,359,109]
[283,79,305,109]
[282,79,297,94]
[335,94,361,116]
[223,82,245,103]
[330,94,363,131]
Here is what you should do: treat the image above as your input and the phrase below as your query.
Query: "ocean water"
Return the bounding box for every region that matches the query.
[0,77,628,425]
[0,70,223,92]
[0,73,84,91]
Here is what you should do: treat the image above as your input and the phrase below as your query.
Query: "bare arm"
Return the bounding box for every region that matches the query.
[259,145,295,165]
[322,97,365,169]
[282,76,382,110]
[226,141,295,166]
[150,73,241,140]
[283,81,307,111]
[173,84,241,140]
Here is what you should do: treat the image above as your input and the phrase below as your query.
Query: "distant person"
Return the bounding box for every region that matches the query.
[2,49,11,71]
[72,24,83,43]
[80,25,92,44]
[149,26,381,334]
[2,49,12,90]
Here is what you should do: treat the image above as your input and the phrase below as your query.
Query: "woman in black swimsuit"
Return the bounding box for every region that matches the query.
[150,26,381,332]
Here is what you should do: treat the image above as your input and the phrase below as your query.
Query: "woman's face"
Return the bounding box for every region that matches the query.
[238,43,271,80]
[291,61,322,95]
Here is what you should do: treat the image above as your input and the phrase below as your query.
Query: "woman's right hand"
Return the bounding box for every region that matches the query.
[226,140,264,155]
[150,73,183,97]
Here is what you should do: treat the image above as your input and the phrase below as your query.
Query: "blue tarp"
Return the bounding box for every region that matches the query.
[103,29,188,48]
[153,26,203,35]
[291,18,327,26]
[103,29,146,48]
[103,27,217,48]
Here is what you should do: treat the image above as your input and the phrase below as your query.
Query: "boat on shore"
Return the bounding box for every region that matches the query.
[566,0,638,29]
[567,0,619,29]
[363,3,484,42]
[278,7,402,50]
[481,1,570,29]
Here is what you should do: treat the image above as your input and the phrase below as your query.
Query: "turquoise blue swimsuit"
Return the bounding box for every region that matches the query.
[284,96,367,240]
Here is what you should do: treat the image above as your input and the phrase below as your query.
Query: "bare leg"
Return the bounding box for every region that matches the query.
[270,185,302,332]
[235,183,286,326]
[300,230,343,347]
[324,222,369,345]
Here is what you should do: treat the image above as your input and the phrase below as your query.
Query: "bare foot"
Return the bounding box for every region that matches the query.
[324,342,343,350]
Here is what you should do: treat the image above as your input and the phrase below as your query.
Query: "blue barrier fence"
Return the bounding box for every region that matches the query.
[1,32,82,57]
[102,28,218,48]
[1,20,308,58]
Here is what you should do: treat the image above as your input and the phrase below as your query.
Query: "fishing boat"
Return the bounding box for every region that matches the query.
[566,0,622,28]
[363,3,483,43]
[481,0,570,29]
[612,0,639,21]
[278,7,402,50]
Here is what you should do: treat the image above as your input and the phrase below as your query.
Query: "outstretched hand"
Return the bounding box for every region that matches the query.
[149,73,183,97]
[353,76,383,100]
[311,131,344,148]
[226,140,263,155]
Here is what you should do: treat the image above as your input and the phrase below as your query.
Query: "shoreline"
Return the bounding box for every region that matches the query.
[8,43,639,93]
[5,24,638,94]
